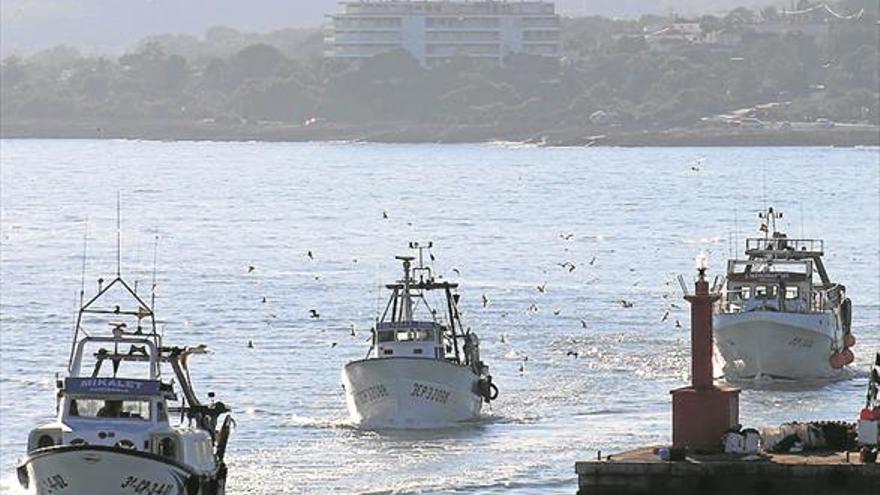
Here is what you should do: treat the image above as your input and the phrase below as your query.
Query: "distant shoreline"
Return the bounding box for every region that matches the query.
[2,120,878,147]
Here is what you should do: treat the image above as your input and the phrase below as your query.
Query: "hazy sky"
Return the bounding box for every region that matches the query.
[1,0,781,56]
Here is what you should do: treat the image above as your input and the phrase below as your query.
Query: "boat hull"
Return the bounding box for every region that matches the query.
[342,357,483,428]
[17,445,224,495]
[714,311,841,380]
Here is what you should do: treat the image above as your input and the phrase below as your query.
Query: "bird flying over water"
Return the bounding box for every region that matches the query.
[247,265,255,273]
[558,261,576,272]
[307,250,314,260]
[661,311,669,322]
[482,294,489,308]
[559,233,575,240]
[309,309,320,319]
[580,319,588,329]
[536,283,547,293]
[589,256,597,266]
[619,300,634,308]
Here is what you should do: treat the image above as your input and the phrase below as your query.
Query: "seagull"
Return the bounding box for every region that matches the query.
[559,233,575,240]
[309,309,320,319]
[670,303,680,309]
[580,319,588,329]
[482,294,490,308]
[382,210,389,219]
[330,342,337,348]
[519,361,526,375]
[558,261,576,272]
[452,268,461,276]
[661,311,669,322]
[430,252,436,262]
[350,323,357,336]
[500,334,508,344]
[261,296,267,303]
[536,283,547,294]
[619,300,634,308]
[675,320,682,328]
[589,256,597,266]
[307,250,314,260]
[247,340,254,349]
[566,350,579,358]
[553,308,562,316]
[247,265,255,273]
[527,302,539,313]
[352,258,358,264]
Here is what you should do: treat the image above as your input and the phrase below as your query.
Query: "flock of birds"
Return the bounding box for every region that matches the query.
[241,149,709,373]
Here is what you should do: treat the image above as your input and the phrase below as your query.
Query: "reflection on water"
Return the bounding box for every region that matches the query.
[1,141,878,494]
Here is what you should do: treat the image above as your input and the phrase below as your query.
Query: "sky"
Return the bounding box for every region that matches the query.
[1,0,782,56]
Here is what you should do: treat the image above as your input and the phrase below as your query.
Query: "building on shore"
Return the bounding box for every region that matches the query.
[324,1,561,66]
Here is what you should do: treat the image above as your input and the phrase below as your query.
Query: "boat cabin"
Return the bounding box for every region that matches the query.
[374,321,445,359]
[28,332,218,473]
[720,233,844,314]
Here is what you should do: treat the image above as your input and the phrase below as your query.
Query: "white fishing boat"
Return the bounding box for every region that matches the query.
[342,242,498,428]
[17,255,233,494]
[714,207,856,380]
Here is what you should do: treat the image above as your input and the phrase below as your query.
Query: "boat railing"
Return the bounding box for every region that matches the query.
[719,283,842,314]
[745,237,824,254]
[377,321,441,330]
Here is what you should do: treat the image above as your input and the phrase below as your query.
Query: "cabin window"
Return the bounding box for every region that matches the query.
[740,287,751,300]
[69,399,150,420]
[413,348,423,355]
[382,349,394,355]
[378,331,395,342]
[397,329,434,342]
[159,437,177,459]
[156,401,168,422]
[785,287,799,300]
[754,286,778,299]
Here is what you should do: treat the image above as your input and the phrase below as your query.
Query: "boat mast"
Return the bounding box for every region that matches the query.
[396,255,415,322]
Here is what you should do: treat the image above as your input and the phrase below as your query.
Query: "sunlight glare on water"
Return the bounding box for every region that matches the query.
[1,141,878,494]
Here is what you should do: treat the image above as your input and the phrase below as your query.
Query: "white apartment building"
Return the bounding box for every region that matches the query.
[325,1,561,66]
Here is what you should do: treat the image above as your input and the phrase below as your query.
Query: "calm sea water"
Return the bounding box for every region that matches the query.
[1,140,878,494]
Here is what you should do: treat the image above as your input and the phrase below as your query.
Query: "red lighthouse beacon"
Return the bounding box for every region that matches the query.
[671,254,740,451]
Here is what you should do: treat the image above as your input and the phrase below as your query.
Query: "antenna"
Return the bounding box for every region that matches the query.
[116,191,122,278]
[734,207,739,259]
[79,218,89,308]
[799,202,805,238]
[151,233,160,311]
[761,163,767,212]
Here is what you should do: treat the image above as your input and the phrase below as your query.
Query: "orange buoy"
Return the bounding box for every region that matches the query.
[841,348,855,365]
[830,352,845,369]
[844,333,856,348]
[861,408,874,421]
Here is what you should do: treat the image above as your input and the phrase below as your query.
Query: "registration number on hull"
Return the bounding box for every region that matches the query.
[355,384,390,405]
[411,383,450,404]
[121,476,175,495]
[787,336,815,349]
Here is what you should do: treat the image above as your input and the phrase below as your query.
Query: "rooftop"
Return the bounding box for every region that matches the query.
[336,1,556,16]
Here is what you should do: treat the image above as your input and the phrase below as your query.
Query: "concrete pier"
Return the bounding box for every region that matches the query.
[576,447,880,495]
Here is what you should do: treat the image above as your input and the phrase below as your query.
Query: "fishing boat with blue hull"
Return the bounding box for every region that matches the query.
[342,243,498,428]
[17,262,233,494]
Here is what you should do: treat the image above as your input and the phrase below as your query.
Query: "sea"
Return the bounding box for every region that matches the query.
[1,140,878,494]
